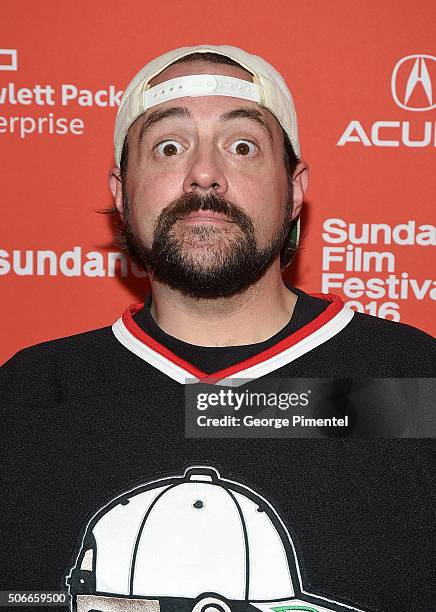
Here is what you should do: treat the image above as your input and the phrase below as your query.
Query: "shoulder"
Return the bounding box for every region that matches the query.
[348,309,434,344]
[2,324,116,366]
[0,325,129,405]
[339,308,435,375]
[299,287,434,349]
[292,289,435,376]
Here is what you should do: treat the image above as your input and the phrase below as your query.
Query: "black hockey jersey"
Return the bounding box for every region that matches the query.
[1,290,435,612]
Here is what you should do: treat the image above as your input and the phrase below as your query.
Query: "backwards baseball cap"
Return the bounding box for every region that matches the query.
[114,44,300,166]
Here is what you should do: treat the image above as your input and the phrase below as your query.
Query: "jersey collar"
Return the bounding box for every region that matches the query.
[112,293,354,386]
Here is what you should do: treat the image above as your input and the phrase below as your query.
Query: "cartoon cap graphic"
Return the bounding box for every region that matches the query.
[67,466,365,612]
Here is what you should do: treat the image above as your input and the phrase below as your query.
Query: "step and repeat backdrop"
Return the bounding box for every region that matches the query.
[1,0,435,363]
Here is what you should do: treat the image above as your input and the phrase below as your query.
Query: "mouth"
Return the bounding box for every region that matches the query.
[178,211,235,225]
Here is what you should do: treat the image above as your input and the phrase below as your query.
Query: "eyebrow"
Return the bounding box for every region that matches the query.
[138,105,274,142]
[220,108,274,143]
[139,106,190,140]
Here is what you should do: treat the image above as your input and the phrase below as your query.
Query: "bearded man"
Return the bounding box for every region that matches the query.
[1,46,434,612]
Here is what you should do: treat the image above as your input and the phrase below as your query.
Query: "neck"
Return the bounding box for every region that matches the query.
[147,263,297,347]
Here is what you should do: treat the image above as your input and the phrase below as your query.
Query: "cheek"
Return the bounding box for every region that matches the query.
[232,167,287,228]
[127,169,182,236]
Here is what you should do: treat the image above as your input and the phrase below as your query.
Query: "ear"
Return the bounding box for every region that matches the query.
[291,161,309,220]
[108,167,125,221]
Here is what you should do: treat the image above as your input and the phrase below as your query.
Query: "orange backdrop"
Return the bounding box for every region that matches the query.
[1,0,435,364]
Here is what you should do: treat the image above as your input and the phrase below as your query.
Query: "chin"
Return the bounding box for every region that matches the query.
[181,252,230,272]
[178,235,240,258]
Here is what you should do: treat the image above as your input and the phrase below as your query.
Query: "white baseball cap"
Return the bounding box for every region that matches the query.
[114,44,301,166]
[67,466,361,612]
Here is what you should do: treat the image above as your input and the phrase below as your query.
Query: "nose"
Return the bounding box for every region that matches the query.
[182,143,228,196]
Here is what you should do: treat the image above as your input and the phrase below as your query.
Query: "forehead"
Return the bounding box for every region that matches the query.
[128,60,282,140]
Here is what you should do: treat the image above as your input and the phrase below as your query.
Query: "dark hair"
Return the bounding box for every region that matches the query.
[108,52,301,267]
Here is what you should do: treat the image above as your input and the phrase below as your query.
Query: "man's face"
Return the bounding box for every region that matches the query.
[112,60,306,298]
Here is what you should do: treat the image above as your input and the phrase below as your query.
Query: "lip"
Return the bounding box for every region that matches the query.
[179,211,234,225]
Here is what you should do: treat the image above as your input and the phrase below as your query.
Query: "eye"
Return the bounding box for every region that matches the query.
[155,140,183,157]
[229,139,257,156]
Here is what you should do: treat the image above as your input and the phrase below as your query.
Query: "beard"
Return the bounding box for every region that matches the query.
[123,189,294,299]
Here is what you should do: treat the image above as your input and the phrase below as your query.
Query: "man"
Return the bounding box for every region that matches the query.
[1,45,434,612]
[105,46,434,380]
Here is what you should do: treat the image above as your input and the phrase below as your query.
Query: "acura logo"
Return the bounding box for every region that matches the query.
[391,54,435,111]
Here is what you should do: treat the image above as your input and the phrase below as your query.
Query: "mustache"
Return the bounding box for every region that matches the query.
[154,192,255,235]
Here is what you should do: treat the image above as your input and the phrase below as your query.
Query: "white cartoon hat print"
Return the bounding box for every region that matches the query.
[67,466,365,612]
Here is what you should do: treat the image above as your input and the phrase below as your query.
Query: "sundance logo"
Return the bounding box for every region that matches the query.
[338,54,436,148]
